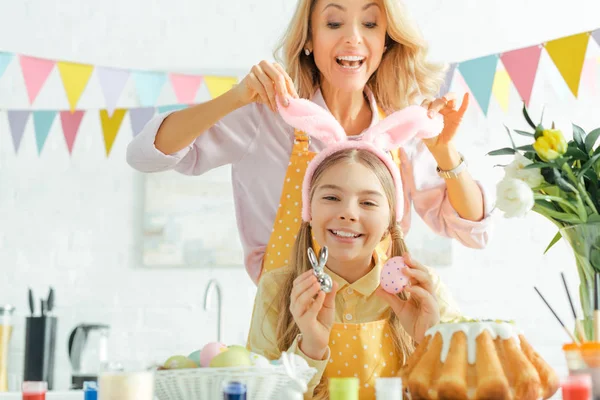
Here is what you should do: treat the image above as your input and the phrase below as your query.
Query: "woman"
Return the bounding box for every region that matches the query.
[126,0,493,285]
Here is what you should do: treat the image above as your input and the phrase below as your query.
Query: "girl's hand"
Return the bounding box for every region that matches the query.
[234,60,299,112]
[376,253,440,342]
[290,270,338,360]
[420,92,469,150]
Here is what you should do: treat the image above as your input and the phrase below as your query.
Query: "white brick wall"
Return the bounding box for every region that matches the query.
[0,0,599,394]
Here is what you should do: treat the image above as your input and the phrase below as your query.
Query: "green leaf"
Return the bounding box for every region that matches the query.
[515,144,535,152]
[578,153,600,178]
[504,125,516,149]
[565,146,589,161]
[543,231,562,254]
[524,162,553,169]
[522,103,536,130]
[588,214,600,223]
[514,130,535,138]
[534,200,582,223]
[573,124,587,152]
[487,148,517,156]
[585,128,600,154]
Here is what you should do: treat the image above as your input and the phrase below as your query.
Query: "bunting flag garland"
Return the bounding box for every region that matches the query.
[492,69,511,113]
[57,61,94,112]
[458,54,498,115]
[60,110,85,154]
[499,45,542,108]
[0,27,598,157]
[544,32,590,97]
[32,110,57,154]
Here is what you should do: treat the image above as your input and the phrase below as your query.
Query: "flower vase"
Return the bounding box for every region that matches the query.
[560,223,600,341]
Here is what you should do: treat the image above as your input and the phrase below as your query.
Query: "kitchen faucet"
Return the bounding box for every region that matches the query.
[203,279,223,343]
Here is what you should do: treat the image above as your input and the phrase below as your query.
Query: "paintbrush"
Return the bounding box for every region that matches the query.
[535,286,580,344]
[595,272,600,342]
[561,272,586,342]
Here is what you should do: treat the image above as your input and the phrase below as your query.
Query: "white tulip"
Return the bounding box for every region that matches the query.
[495,178,535,218]
[504,153,544,188]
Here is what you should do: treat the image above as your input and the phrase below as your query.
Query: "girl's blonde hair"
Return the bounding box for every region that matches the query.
[274,149,415,399]
[273,0,447,112]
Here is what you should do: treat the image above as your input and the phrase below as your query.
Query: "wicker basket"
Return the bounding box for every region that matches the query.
[154,363,316,400]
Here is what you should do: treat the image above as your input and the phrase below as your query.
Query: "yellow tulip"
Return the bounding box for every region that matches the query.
[533,129,567,161]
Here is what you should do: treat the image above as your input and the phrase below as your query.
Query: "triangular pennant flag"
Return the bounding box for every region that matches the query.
[500,45,542,107]
[492,69,511,113]
[592,29,600,47]
[545,33,590,97]
[129,107,156,137]
[32,111,57,155]
[458,54,498,115]
[582,57,597,94]
[204,76,238,99]
[57,61,94,112]
[133,71,167,107]
[7,110,30,153]
[97,67,130,116]
[19,55,55,104]
[0,52,14,79]
[157,104,189,114]
[170,73,203,104]
[60,111,85,155]
[438,63,457,97]
[99,109,127,156]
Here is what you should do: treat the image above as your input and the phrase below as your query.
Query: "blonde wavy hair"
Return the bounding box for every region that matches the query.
[273,148,415,399]
[273,0,447,112]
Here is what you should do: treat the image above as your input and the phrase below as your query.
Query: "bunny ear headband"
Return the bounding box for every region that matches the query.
[277,95,444,223]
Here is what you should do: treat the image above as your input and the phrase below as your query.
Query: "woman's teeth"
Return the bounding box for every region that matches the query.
[331,230,361,238]
[336,56,365,69]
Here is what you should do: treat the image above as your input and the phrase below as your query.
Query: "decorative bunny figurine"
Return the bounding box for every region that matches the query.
[307,247,333,293]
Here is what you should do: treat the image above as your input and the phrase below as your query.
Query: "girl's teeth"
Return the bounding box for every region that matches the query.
[333,230,359,238]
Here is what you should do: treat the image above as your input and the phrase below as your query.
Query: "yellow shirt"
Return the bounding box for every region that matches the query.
[246,253,461,398]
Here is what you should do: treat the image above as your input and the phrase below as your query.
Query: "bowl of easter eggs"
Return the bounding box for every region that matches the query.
[153,342,317,400]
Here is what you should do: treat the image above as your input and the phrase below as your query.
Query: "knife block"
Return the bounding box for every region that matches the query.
[23,316,57,389]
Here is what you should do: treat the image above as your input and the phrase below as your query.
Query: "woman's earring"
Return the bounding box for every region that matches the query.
[384,46,388,53]
[304,48,311,56]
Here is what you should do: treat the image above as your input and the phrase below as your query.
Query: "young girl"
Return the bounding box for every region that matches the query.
[247,97,462,399]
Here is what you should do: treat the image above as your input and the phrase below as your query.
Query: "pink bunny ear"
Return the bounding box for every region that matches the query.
[277,96,346,144]
[362,105,444,151]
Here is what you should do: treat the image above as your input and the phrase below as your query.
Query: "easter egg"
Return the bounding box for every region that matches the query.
[199,342,227,367]
[187,349,201,366]
[380,256,409,294]
[163,355,197,369]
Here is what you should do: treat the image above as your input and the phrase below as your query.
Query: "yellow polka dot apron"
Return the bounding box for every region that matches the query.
[326,321,400,399]
[261,126,402,399]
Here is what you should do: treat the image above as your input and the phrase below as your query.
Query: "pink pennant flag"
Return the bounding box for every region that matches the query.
[500,45,542,108]
[60,110,85,155]
[582,57,597,95]
[19,55,56,105]
[169,73,203,104]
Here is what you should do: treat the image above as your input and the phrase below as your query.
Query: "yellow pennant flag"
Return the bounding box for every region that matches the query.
[545,33,590,98]
[204,76,238,99]
[57,61,94,112]
[100,109,127,156]
[492,69,511,113]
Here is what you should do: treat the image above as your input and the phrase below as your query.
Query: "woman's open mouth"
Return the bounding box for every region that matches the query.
[335,56,365,70]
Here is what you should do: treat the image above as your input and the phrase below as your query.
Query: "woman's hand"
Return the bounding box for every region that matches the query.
[420,92,469,151]
[234,61,299,112]
[376,253,440,343]
[290,270,338,360]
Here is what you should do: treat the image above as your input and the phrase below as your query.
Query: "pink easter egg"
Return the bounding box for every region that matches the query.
[199,342,227,367]
[380,256,409,294]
